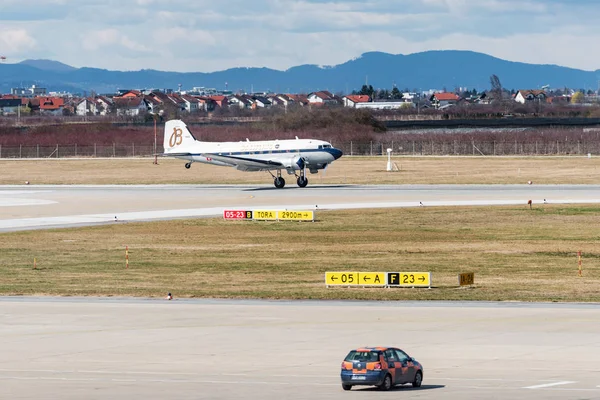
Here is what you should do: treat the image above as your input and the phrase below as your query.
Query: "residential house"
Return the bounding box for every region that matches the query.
[39,97,65,115]
[193,96,216,112]
[287,94,309,106]
[342,95,370,107]
[114,97,148,116]
[274,94,295,107]
[143,95,162,114]
[252,96,271,109]
[268,95,284,106]
[514,90,547,104]
[148,91,186,112]
[228,94,253,109]
[180,94,202,113]
[95,96,113,115]
[75,98,98,116]
[307,90,339,105]
[209,95,228,108]
[429,92,460,109]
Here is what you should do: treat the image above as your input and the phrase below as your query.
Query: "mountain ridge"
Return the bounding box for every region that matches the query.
[1,50,599,95]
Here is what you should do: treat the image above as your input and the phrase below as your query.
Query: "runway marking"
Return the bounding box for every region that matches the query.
[436,377,556,382]
[524,381,576,389]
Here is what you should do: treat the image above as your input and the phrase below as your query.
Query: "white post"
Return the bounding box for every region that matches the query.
[386,148,392,171]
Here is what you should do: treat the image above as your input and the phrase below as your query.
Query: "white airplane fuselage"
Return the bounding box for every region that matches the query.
[176,138,338,172]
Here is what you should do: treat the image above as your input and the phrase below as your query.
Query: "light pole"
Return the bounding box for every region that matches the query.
[152,113,158,165]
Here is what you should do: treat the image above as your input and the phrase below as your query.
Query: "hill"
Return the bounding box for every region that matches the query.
[1,50,598,94]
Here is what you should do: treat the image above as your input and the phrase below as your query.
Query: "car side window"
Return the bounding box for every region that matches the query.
[394,349,410,363]
[384,349,397,362]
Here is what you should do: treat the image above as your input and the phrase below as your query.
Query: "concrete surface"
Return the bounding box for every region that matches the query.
[1,298,599,400]
[2,184,600,231]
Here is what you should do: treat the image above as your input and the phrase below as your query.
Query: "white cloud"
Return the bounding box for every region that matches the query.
[1,0,600,72]
[0,29,37,54]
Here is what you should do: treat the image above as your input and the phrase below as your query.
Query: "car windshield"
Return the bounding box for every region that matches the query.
[344,351,380,362]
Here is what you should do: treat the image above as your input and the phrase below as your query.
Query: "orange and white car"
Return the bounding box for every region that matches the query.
[340,346,423,391]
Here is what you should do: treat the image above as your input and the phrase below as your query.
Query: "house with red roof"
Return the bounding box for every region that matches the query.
[429,92,460,109]
[39,97,65,115]
[209,95,228,108]
[287,94,309,106]
[343,95,371,107]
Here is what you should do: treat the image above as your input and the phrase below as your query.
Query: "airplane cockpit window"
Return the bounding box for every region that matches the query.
[323,144,332,148]
[318,145,323,149]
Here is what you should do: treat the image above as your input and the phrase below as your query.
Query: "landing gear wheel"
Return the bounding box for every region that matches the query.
[342,384,352,391]
[379,374,392,391]
[412,371,422,388]
[185,162,191,169]
[297,176,308,188]
[274,177,286,189]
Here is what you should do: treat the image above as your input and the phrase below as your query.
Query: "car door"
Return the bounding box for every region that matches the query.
[394,349,416,383]
[383,349,402,385]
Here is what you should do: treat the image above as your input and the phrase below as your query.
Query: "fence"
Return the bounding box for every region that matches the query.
[0,144,155,158]
[0,139,598,159]
[338,139,600,156]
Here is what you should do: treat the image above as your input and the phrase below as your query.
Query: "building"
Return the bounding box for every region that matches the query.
[514,90,547,104]
[342,95,370,107]
[355,101,414,110]
[430,92,460,109]
[10,85,47,97]
[307,91,339,105]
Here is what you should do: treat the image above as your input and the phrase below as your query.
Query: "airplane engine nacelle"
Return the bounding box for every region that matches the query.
[286,155,306,170]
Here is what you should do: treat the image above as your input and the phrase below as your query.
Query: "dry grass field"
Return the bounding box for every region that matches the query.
[1,156,599,302]
[1,155,600,185]
[1,205,599,302]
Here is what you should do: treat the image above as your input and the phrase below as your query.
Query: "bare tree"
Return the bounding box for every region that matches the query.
[489,74,503,101]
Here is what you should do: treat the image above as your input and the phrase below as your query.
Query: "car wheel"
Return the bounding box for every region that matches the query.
[342,384,352,391]
[412,371,423,388]
[379,374,392,391]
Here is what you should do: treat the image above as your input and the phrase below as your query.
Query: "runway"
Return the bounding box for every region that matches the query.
[0,297,599,400]
[2,183,600,399]
[1,184,600,231]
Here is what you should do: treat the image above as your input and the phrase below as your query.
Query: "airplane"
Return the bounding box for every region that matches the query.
[162,119,343,188]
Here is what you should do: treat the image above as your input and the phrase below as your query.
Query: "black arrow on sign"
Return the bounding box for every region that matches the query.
[418,276,425,282]
[331,276,338,281]
[363,276,371,282]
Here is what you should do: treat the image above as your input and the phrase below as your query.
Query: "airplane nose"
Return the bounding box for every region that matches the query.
[332,148,343,160]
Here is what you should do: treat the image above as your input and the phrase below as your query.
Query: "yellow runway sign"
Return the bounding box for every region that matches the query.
[277,210,314,221]
[358,272,386,286]
[326,272,359,286]
[387,272,431,287]
[252,210,278,220]
[326,271,432,288]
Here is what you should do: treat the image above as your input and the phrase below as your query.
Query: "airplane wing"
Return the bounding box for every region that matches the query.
[204,154,285,171]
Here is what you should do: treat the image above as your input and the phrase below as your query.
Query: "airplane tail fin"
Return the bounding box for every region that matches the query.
[163,119,199,154]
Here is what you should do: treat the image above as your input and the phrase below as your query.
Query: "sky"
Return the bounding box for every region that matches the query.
[1,0,599,73]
